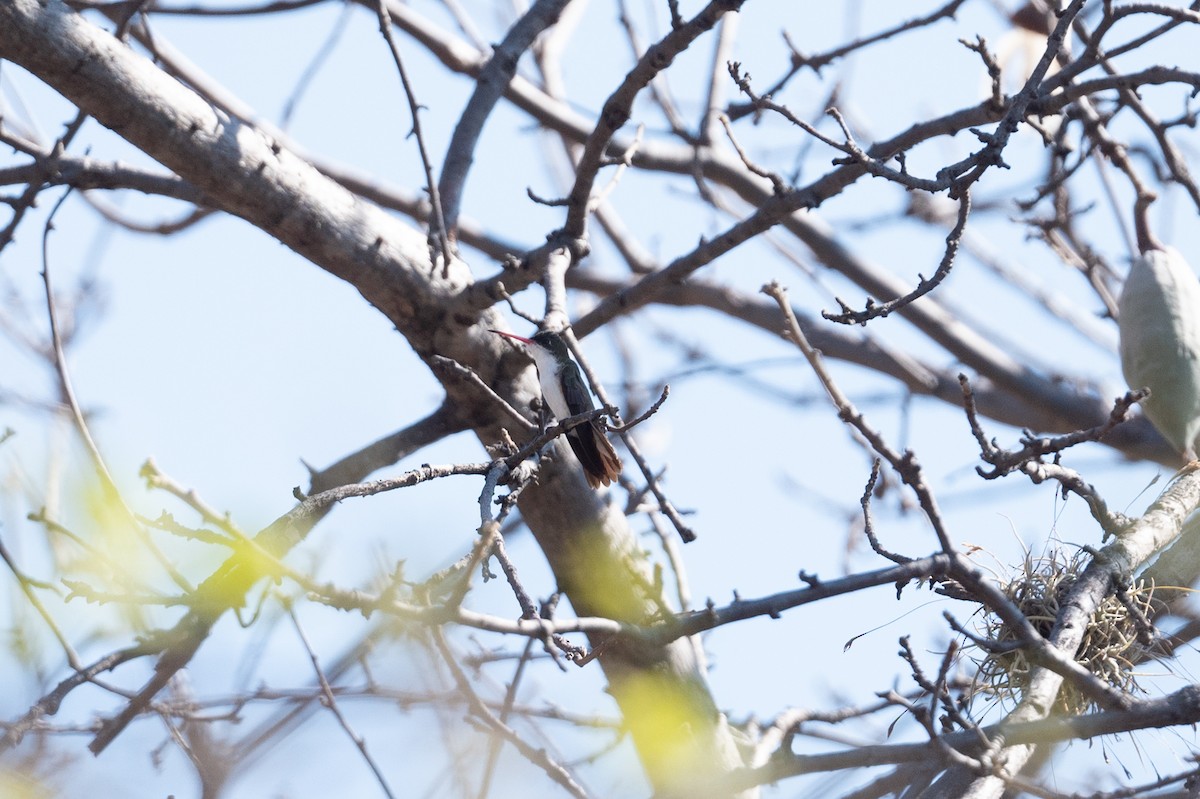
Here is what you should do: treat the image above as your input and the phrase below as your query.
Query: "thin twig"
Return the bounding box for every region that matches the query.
[562,0,746,240]
[727,0,969,122]
[439,0,572,238]
[824,189,971,325]
[41,190,195,593]
[288,602,398,799]
[763,281,956,554]
[563,330,695,543]
[375,0,454,272]
[429,627,589,798]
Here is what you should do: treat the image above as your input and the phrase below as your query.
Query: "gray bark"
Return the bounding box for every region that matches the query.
[0,1,745,793]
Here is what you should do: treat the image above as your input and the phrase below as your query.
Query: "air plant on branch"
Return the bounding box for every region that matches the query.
[970,548,1160,715]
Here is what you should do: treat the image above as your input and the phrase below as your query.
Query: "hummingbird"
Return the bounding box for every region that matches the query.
[491,329,623,488]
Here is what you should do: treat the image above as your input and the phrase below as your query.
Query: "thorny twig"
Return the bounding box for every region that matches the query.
[562,330,695,543]
[859,459,912,566]
[726,0,969,121]
[765,281,1141,718]
[606,384,670,432]
[438,0,572,239]
[429,627,589,798]
[960,374,1133,535]
[374,0,454,273]
[824,189,972,325]
[896,637,989,772]
[563,0,746,240]
[288,602,398,799]
[763,280,956,554]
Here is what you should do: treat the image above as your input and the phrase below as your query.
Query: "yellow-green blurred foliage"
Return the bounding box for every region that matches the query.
[562,525,662,623]
[0,766,55,799]
[610,670,716,788]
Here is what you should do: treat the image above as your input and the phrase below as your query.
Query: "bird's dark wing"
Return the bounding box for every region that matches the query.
[557,362,621,487]
[559,360,597,414]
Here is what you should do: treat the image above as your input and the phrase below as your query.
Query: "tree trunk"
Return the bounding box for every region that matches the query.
[0,1,746,793]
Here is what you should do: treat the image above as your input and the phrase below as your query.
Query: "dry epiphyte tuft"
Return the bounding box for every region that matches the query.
[972,548,1160,714]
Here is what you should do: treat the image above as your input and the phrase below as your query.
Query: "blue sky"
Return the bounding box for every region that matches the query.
[3,2,1200,796]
